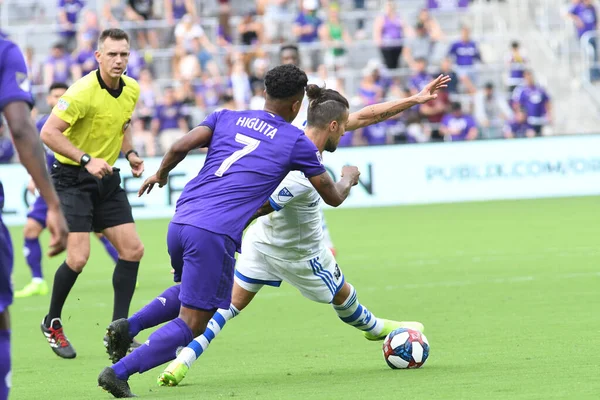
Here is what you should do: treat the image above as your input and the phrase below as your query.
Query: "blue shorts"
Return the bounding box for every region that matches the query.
[167,222,236,311]
[0,217,13,313]
[26,196,48,228]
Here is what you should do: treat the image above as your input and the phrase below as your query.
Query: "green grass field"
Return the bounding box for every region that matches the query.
[7,196,600,399]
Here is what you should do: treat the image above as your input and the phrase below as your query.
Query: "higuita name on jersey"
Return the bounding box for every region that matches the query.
[236,116,278,139]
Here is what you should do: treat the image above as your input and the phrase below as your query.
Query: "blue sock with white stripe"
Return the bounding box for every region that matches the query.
[176,304,240,368]
[333,284,384,336]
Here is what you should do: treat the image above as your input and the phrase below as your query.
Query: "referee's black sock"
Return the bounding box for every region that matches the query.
[112,259,140,321]
[45,262,80,327]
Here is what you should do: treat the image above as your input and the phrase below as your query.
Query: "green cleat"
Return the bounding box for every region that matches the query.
[157,361,188,387]
[15,280,48,298]
[363,320,424,341]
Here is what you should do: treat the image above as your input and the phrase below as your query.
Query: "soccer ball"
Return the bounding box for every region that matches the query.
[382,328,429,369]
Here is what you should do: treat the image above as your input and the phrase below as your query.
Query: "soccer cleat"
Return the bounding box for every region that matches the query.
[364,320,425,341]
[98,367,136,398]
[157,361,188,387]
[128,338,142,353]
[15,280,48,298]
[105,319,133,364]
[41,317,76,358]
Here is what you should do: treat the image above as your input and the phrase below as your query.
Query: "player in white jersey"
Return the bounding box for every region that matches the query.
[157,74,450,386]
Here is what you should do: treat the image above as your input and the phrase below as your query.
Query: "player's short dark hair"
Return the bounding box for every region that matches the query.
[98,28,129,48]
[305,84,349,128]
[279,44,299,56]
[264,64,307,100]
[48,82,69,93]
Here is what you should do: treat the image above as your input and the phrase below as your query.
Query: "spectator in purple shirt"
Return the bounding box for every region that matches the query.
[57,0,85,52]
[408,58,433,95]
[43,43,80,87]
[448,25,481,86]
[152,87,190,154]
[569,0,600,80]
[373,0,405,69]
[427,0,469,11]
[504,107,535,139]
[74,33,98,76]
[511,70,552,136]
[293,0,322,71]
[505,41,528,92]
[165,0,197,25]
[440,102,478,141]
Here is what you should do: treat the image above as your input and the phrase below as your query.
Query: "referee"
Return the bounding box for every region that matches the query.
[40,29,145,359]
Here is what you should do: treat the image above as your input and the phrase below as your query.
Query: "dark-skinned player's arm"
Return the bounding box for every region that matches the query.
[346,74,451,131]
[3,102,68,256]
[308,166,360,208]
[244,201,275,229]
[138,125,214,196]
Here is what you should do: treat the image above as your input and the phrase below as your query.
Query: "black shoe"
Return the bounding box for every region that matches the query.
[41,316,76,359]
[128,338,142,353]
[98,367,136,398]
[105,319,133,364]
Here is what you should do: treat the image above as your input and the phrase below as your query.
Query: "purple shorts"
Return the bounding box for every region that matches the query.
[26,196,48,228]
[0,217,14,313]
[167,222,237,311]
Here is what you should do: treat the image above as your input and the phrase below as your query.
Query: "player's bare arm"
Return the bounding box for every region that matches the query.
[346,75,451,131]
[245,201,275,229]
[309,166,360,207]
[121,124,144,177]
[3,101,68,256]
[41,113,113,179]
[138,125,214,196]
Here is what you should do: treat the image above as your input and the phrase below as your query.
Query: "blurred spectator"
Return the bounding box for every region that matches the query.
[217,11,234,48]
[165,0,197,26]
[408,58,433,95]
[249,81,266,110]
[293,0,322,71]
[216,94,237,111]
[356,122,394,146]
[0,118,15,164]
[316,64,345,94]
[57,0,84,52]
[436,57,460,95]
[403,23,435,69]
[364,58,392,96]
[44,43,80,87]
[504,107,535,139]
[24,47,42,85]
[415,8,444,42]
[447,25,481,88]
[474,82,513,139]
[174,15,219,80]
[440,102,478,141]
[196,71,226,111]
[79,10,100,43]
[505,41,528,93]
[427,0,469,11]
[373,0,405,70]
[125,48,146,81]
[177,48,201,81]
[260,0,293,43]
[74,33,98,77]
[177,80,205,126]
[137,69,159,130]
[319,4,352,71]
[511,70,552,136]
[126,0,159,49]
[353,0,366,37]
[104,0,129,28]
[358,62,384,106]
[249,57,269,90]
[419,82,450,140]
[338,130,355,147]
[229,54,252,109]
[239,10,264,46]
[152,86,189,154]
[569,0,600,80]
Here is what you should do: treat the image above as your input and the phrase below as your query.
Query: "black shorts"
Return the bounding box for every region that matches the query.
[51,162,134,233]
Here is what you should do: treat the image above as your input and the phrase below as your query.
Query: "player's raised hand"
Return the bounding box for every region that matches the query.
[341,165,361,186]
[128,153,145,178]
[46,205,68,257]
[415,74,451,104]
[138,173,168,197]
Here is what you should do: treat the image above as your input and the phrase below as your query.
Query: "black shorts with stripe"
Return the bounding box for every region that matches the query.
[51,161,134,233]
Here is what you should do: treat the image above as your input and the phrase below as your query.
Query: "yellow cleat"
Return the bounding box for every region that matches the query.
[157,361,188,387]
[15,280,48,298]
[364,320,424,341]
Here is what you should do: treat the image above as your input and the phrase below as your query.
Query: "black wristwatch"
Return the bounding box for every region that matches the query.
[80,153,91,167]
[125,149,139,161]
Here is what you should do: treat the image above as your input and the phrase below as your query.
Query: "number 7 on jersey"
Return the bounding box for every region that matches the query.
[215,133,261,177]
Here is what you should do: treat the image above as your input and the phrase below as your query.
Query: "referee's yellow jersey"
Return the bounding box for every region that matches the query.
[52,70,140,166]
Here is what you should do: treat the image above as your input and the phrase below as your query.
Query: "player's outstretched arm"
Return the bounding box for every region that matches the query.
[346,74,451,131]
[138,125,213,196]
[309,166,360,207]
[3,102,68,256]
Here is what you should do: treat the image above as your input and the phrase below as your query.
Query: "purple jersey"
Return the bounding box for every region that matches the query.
[570,3,597,38]
[428,0,469,10]
[514,85,550,125]
[154,103,187,131]
[125,50,145,81]
[75,49,97,75]
[58,0,85,37]
[46,55,73,83]
[36,114,56,170]
[448,40,480,66]
[295,12,322,43]
[441,113,476,141]
[171,109,326,250]
[408,72,432,92]
[171,0,188,20]
[362,122,389,145]
[506,121,531,138]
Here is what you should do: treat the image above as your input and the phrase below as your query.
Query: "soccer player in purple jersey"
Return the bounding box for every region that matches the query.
[0,38,68,400]
[14,83,120,299]
[97,63,360,397]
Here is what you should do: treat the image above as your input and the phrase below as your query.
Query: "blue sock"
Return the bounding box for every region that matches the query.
[128,285,181,337]
[112,318,193,380]
[99,236,119,263]
[24,238,43,279]
[0,330,11,400]
[333,284,384,335]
